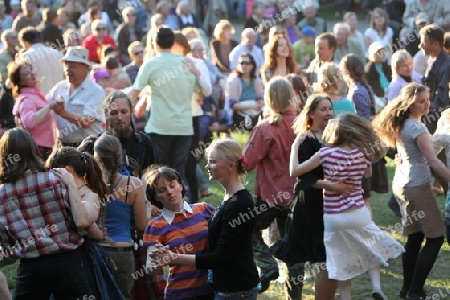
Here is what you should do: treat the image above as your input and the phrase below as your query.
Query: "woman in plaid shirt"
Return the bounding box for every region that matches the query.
[0,128,92,299]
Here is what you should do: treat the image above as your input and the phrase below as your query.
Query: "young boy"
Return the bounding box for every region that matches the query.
[293,26,316,69]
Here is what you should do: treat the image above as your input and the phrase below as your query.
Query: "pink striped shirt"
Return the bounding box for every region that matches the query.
[319,147,370,214]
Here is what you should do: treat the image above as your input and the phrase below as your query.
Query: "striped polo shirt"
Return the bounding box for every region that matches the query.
[319,147,370,214]
[143,201,215,299]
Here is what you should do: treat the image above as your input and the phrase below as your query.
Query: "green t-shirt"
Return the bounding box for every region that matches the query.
[133,52,198,135]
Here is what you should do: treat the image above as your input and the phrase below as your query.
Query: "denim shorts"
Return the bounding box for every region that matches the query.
[214,288,258,300]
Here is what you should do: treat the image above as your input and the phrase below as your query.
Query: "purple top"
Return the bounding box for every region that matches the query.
[387,72,423,102]
[286,26,300,44]
[348,82,373,121]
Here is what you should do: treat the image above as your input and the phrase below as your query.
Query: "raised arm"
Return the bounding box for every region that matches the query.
[53,168,91,229]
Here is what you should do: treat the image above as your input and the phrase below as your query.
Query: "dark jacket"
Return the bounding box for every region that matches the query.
[195,189,260,292]
[404,27,421,57]
[115,23,144,65]
[36,21,64,48]
[0,87,15,130]
[365,61,392,97]
[177,14,202,29]
[423,50,450,114]
[210,39,238,73]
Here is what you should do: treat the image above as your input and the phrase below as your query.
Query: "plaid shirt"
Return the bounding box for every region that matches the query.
[0,170,83,259]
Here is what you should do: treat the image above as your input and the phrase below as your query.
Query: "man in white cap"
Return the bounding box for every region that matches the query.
[46,46,106,147]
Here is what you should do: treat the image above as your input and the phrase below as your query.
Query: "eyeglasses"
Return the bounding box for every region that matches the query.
[134,51,143,55]
[239,61,251,65]
[95,27,106,31]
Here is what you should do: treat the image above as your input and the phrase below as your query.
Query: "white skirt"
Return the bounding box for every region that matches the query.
[324,206,405,281]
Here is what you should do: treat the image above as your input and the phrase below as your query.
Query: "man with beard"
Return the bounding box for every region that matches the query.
[79,90,165,300]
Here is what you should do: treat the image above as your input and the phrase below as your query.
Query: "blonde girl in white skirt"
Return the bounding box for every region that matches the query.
[290,113,404,300]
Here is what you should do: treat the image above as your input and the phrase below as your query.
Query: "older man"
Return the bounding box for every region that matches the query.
[47,46,106,147]
[333,22,365,63]
[123,41,144,84]
[229,28,264,71]
[0,29,18,83]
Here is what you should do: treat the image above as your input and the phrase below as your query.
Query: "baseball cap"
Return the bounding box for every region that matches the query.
[302,26,316,38]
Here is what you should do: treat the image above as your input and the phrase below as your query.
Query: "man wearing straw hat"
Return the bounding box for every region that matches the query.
[46,46,106,147]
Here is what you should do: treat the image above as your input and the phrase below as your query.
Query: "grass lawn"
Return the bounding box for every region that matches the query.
[3,130,449,299]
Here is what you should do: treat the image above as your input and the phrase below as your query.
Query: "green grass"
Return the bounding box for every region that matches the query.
[4,131,450,299]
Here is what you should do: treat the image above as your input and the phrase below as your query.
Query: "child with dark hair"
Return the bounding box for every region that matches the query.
[143,165,215,300]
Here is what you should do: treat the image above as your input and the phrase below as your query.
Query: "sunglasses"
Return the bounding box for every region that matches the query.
[239,61,251,65]
[95,27,106,31]
[127,13,136,16]
[134,51,143,55]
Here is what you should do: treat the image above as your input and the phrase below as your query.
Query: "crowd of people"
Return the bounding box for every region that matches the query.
[0,0,449,299]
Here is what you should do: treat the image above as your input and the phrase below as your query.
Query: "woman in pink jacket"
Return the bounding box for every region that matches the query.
[9,61,55,159]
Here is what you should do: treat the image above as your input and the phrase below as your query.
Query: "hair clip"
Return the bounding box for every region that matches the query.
[80,152,86,162]
[237,156,248,172]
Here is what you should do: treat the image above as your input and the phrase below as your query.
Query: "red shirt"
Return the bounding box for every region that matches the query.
[82,35,116,63]
[243,110,298,209]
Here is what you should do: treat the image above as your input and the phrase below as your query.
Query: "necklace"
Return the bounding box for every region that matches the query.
[77,184,87,190]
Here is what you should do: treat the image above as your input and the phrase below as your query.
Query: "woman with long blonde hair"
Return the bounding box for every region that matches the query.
[374,82,450,299]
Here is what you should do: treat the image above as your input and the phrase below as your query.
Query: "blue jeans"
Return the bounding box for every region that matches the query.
[149,133,192,182]
[214,288,258,300]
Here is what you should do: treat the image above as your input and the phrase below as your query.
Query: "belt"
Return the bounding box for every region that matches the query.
[102,246,133,252]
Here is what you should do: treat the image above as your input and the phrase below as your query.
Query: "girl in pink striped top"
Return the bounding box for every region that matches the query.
[290,113,404,300]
